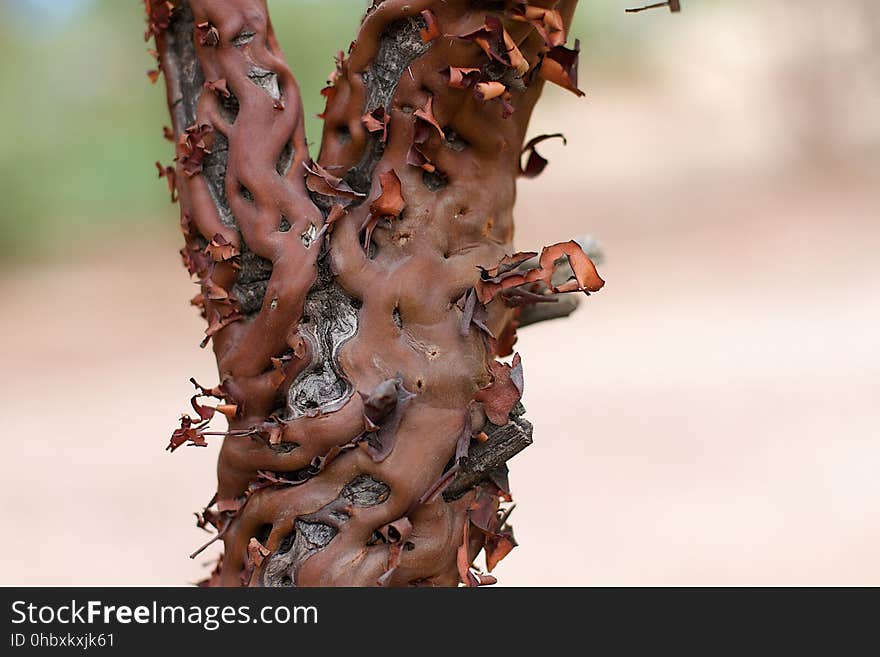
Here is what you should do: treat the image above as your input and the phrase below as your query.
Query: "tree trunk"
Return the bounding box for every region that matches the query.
[146,0,602,587]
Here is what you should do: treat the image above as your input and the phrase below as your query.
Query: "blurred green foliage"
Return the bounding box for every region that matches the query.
[0,0,646,261]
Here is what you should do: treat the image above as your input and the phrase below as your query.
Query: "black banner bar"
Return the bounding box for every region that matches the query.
[0,587,873,651]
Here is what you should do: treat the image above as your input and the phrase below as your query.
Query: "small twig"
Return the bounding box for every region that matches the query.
[445,412,533,500]
[188,516,232,559]
[626,0,681,13]
[498,503,517,528]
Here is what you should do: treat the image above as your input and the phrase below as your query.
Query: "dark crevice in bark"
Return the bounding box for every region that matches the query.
[269,441,299,454]
[346,17,430,194]
[285,258,359,419]
[261,474,390,587]
[233,250,273,315]
[261,520,336,587]
[165,3,270,321]
[255,523,273,546]
[166,3,202,130]
[247,66,281,100]
[422,169,449,192]
[341,475,391,507]
[217,93,240,122]
[275,142,294,176]
[443,128,469,152]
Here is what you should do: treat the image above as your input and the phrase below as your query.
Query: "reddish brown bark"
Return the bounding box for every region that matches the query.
[147,0,602,587]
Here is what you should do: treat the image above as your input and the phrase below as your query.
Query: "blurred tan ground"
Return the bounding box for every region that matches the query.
[1,1,879,585]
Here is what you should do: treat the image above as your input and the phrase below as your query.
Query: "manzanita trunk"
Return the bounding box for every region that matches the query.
[146,0,603,587]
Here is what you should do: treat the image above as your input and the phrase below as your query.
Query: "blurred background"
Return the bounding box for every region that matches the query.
[1,0,878,585]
